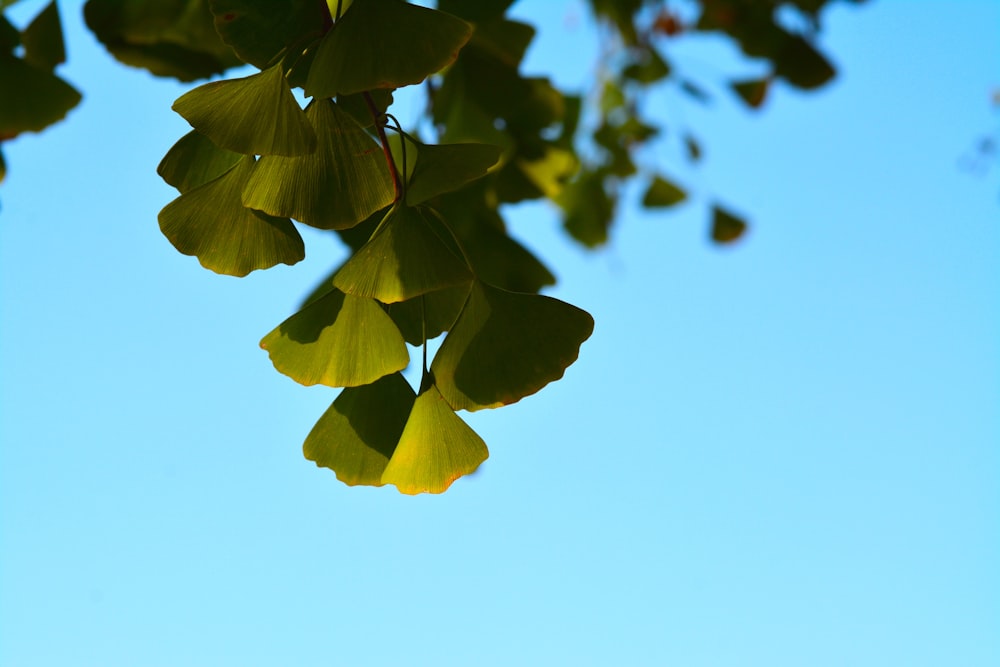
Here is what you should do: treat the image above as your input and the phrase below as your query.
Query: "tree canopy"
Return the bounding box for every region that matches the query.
[0,0,863,493]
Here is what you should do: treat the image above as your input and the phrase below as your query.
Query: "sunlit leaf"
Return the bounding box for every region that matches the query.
[305,0,472,98]
[158,156,305,276]
[381,383,488,494]
[642,175,687,208]
[432,281,594,411]
[157,130,242,193]
[242,99,394,229]
[22,1,64,70]
[404,140,502,206]
[303,373,416,487]
[711,205,748,244]
[0,54,80,136]
[333,205,472,304]
[515,145,578,199]
[172,63,316,156]
[260,288,408,388]
[209,0,324,69]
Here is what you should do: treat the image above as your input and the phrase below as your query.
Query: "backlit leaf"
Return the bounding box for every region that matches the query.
[303,373,416,487]
[242,99,394,229]
[711,205,748,244]
[432,281,594,411]
[384,284,472,346]
[404,140,502,206]
[642,175,687,208]
[0,54,80,136]
[381,383,488,494]
[209,0,324,69]
[305,0,472,98]
[157,130,242,193]
[158,156,305,276]
[260,288,408,388]
[172,63,316,156]
[333,205,472,304]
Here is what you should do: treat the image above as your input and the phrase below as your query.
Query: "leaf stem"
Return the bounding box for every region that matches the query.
[364,91,402,202]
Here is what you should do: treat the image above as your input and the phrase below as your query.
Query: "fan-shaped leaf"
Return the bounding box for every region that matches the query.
[731,77,770,108]
[305,0,472,98]
[405,140,502,206]
[172,63,316,156]
[333,205,472,304]
[158,156,305,276]
[157,130,242,193]
[432,281,594,411]
[242,99,394,229]
[209,0,324,69]
[384,284,472,346]
[22,1,65,70]
[642,175,687,208]
[304,373,416,487]
[260,288,408,388]
[711,205,748,244]
[0,54,81,136]
[381,383,488,494]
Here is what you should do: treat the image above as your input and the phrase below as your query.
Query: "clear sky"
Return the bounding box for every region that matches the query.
[1,1,998,666]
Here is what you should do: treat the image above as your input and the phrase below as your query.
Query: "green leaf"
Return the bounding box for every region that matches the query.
[158,156,305,276]
[711,205,748,244]
[157,130,243,193]
[381,383,488,494]
[622,47,670,84]
[333,205,472,304]
[731,77,770,108]
[305,0,472,98]
[84,0,242,81]
[0,54,81,137]
[384,284,472,346]
[208,0,324,69]
[404,140,503,206]
[303,373,416,487]
[172,63,316,156]
[432,281,594,411]
[0,15,19,54]
[557,168,615,247]
[642,175,687,208]
[22,1,65,70]
[437,0,514,23]
[515,145,578,199]
[241,99,394,229]
[774,34,834,89]
[260,288,408,388]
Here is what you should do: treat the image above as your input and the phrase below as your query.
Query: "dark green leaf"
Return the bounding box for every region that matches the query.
[305,0,472,98]
[22,1,64,70]
[404,140,502,206]
[432,281,594,411]
[731,77,770,108]
[303,373,416,488]
[172,63,316,156]
[0,54,81,137]
[209,0,324,69]
[384,284,472,346]
[711,205,748,244]
[242,99,394,229]
[157,130,243,193]
[380,383,488,494]
[437,0,515,22]
[158,156,305,276]
[557,168,615,247]
[774,34,835,89]
[642,175,687,208]
[260,288,409,388]
[333,205,472,304]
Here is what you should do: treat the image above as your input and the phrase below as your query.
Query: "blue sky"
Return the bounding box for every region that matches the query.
[1,1,998,666]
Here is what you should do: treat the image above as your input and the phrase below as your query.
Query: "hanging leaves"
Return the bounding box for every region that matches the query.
[710,205,748,244]
[158,130,243,193]
[172,63,316,156]
[158,156,305,276]
[242,100,394,229]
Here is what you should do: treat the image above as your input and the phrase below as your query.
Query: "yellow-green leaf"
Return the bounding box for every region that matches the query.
[157,130,242,193]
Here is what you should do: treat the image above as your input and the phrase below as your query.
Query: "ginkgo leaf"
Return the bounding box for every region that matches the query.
[260,288,408,388]
[642,175,686,208]
[22,1,65,70]
[710,205,748,244]
[381,383,488,494]
[209,0,325,69]
[158,156,305,276]
[333,205,472,304]
[242,99,394,229]
[0,54,81,136]
[304,0,472,98]
[731,77,770,109]
[158,130,243,193]
[383,283,472,346]
[172,63,316,156]
[303,373,416,487]
[404,140,502,206]
[432,280,594,411]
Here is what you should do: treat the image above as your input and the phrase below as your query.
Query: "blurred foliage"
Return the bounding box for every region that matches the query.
[1,0,863,491]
